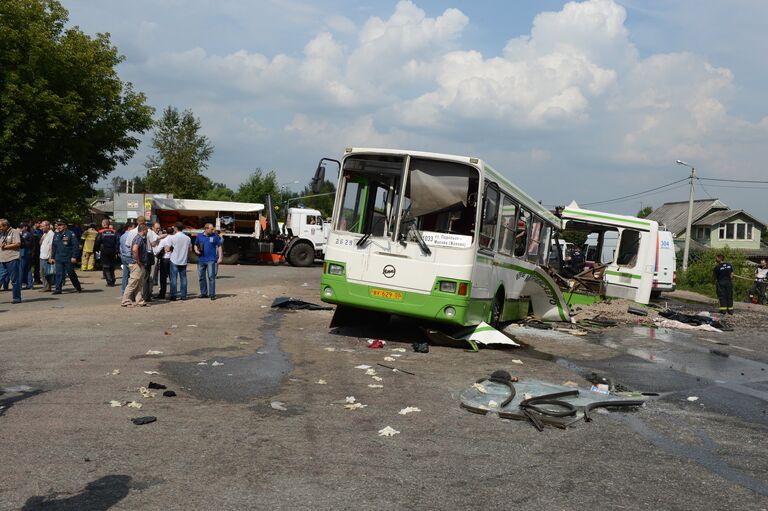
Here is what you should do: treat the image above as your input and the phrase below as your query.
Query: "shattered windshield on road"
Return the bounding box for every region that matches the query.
[335,154,479,249]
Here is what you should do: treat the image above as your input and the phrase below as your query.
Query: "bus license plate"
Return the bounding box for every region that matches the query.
[370,288,403,301]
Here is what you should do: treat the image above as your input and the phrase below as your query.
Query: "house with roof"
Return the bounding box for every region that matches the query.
[646,199,768,258]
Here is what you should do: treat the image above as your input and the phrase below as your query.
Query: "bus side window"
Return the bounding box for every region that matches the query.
[527,217,544,261]
[616,229,640,267]
[498,196,517,255]
[514,209,531,257]
[479,185,500,250]
[538,225,551,266]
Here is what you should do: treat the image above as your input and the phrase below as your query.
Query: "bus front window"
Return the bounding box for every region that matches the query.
[336,155,403,236]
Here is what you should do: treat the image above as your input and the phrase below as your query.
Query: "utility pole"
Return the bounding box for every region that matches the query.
[677,160,695,272]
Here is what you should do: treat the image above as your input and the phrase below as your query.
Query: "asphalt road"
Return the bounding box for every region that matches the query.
[1,265,767,510]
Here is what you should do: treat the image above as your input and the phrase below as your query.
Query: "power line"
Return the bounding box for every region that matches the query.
[696,177,714,200]
[699,177,768,184]
[694,182,768,190]
[581,178,689,206]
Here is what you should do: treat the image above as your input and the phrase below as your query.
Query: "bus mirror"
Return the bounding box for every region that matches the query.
[311,165,325,194]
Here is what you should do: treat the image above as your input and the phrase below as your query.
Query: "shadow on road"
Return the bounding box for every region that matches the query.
[22,475,132,511]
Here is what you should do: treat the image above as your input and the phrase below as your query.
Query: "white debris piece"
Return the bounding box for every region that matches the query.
[345,396,356,403]
[127,401,142,409]
[301,282,309,287]
[390,354,402,358]
[368,384,383,388]
[354,365,372,370]
[383,357,396,362]
[187,324,198,327]
[344,402,367,410]
[144,371,160,375]
[324,347,336,352]
[270,401,287,411]
[111,369,120,375]
[339,348,355,353]
[170,325,178,328]
[378,426,400,437]
[211,361,224,367]
[109,400,122,408]
[523,393,532,400]
[687,396,700,402]
[145,350,163,355]
[371,376,383,382]
[138,387,156,398]
[488,400,498,408]
[398,407,421,415]
[472,383,487,394]
[197,362,208,366]
[239,342,250,345]
[391,348,406,353]
[316,379,327,385]
[365,369,377,376]
[511,359,524,365]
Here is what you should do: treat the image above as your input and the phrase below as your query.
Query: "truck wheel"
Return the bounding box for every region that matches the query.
[221,253,240,265]
[288,243,314,267]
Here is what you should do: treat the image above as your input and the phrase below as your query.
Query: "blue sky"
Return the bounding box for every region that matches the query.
[62,0,768,218]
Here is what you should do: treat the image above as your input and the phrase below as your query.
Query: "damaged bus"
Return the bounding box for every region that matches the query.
[315,148,570,326]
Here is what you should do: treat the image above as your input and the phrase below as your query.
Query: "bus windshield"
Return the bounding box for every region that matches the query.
[336,155,479,245]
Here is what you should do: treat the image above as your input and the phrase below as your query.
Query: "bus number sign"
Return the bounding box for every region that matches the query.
[370,288,404,301]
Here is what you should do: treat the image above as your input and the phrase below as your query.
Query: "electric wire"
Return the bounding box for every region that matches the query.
[581,180,689,207]
[696,177,714,200]
[699,177,768,184]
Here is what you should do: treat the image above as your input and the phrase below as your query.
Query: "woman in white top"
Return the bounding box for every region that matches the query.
[39,220,55,291]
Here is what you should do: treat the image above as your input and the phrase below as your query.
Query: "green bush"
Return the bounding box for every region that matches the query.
[677,247,753,299]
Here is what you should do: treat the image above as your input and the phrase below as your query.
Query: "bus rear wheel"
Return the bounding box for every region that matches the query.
[489,292,503,328]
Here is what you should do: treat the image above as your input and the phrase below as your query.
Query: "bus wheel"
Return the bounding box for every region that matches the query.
[489,293,503,328]
[288,243,314,267]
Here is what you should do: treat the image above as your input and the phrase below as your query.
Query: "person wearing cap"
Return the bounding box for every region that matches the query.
[49,219,82,294]
[0,218,22,304]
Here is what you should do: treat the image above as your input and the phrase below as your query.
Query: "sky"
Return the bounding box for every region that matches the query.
[62,0,768,218]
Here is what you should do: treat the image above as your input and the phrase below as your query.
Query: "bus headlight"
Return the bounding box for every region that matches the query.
[323,286,334,298]
[439,281,457,293]
[327,263,344,276]
[444,306,456,318]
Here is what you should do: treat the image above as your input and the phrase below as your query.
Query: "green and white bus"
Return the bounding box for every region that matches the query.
[317,148,571,326]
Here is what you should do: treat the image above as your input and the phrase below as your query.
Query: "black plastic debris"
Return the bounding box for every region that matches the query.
[658,309,732,331]
[412,341,429,353]
[162,390,177,397]
[627,306,648,316]
[131,416,157,425]
[147,382,167,390]
[271,296,333,311]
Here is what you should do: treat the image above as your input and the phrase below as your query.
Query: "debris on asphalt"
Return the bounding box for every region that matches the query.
[412,341,429,353]
[391,348,406,353]
[239,341,250,345]
[390,354,402,358]
[162,391,177,397]
[423,322,519,352]
[270,401,288,411]
[398,407,421,415]
[628,306,649,316]
[378,426,400,437]
[354,365,372,370]
[131,416,156,425]
[367,339,386,349]
[147,382,167,390]
[687,396,700,402]
[377,363,415,376]
[383,356,396,362]
[344,402,367,410]
[511,359,524,365]
[472,383,487,394]
[145,350,163,355]
[127,401,142,409]
[368,384,383,388]
[371,376,383,382]
[211,361,224,367]
[111,369,120,376]
[187,324,197,328]
[345,396,356,403]
[197,361,207,366]
[271,296,333,310]
[570,299,660,325]
[138,387,157,398]
[324,347,336,352]
[655,318,722,332]
[365,369,377,376]
[710,349,730,358]
[316,379,327,385]
[143,371,160,375]
[109,400,122,407]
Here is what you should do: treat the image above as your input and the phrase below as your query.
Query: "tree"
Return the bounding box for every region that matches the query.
[235,169,279,204]
[637,206,653,218]
[0,0,154,220]
[289,181,336,218]
[144,106,214,198]
[203,182,235,201]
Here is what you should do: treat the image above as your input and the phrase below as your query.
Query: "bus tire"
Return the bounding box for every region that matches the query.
[288,243,314,267]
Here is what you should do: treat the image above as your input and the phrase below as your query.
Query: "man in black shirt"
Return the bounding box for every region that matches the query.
[713,254,734,314]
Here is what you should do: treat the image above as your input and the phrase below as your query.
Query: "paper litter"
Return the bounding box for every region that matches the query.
[368,384,384,389]
[144,371,160,375]
[383,356,396,362]
[211,361,224,367]
[354,365,372,370]
[398,407,421,415]
[109,400,122,408]
[687,396,700,402]
[391,348,406,353]
[371,376,383,382]
[324,347,336,352]
[127,401,143,409]
[316,379,327,385]
[511,359,523,365]
[345,402,367,410]
[145,350,163,355]
[365,369,377,376]
[270,401,287,411]
[378,426,400,437]
[472,383,487,394]
[345,396,356,403]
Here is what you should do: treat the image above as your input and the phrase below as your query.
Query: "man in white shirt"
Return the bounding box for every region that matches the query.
[167,222,191,301]
[142,221,164,302]
[39,220,55,292]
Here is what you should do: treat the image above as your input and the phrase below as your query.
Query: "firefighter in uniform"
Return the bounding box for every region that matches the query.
[50,219,82,294]
[95,219,118,286]
[713,254,734,314]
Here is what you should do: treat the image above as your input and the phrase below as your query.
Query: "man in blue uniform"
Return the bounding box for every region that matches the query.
[49,219,82,294]
[95,219,118,286]
[713,254,733,314]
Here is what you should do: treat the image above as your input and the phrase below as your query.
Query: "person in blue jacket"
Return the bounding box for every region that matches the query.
[194,223,223,300]
[713,254,734,314]
[49,219,82,294]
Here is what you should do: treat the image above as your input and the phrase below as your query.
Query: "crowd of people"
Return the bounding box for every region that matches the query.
[0,217,223,307]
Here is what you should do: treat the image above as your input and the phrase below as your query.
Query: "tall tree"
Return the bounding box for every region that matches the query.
[203,182,235,201]
[144,106,214,198]
[235,169,279,204]
[0,0,153,220]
